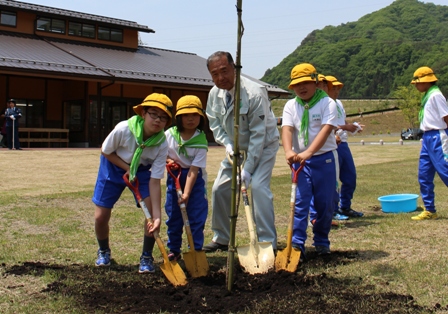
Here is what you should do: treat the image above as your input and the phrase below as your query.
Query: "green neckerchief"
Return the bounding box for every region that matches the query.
[419,85,440,123]
[169,126,208,158]
[128,115,166,181]
[295,89,328,146]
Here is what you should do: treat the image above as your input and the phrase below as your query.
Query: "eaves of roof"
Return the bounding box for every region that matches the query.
[0,0,153,33]
[0,32,289,95]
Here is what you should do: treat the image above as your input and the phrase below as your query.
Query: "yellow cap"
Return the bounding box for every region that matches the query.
[133,93,173,124]
[411,66,438,84]
[175,95,204,118]
[288,63,318,89]
[325,75,344,87]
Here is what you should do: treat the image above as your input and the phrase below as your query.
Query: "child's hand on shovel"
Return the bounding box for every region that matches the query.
[178,193,190,207]
[145,217,161,236]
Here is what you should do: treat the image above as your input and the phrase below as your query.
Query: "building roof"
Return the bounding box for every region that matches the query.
[0,0,153,32]
[0,32,289,96]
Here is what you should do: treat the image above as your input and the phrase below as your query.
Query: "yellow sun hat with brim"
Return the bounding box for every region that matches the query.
[175,95,205,118]
[325,75,344,87]
[288,63,318,89]
[411,66,438,84]
[317,74,326,82]
[133,93,173,124]
[318,74,333,89]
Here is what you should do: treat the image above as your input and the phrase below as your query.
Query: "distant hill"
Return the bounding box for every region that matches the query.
[261,0,448,98]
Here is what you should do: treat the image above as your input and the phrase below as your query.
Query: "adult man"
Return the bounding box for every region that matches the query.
[326,76,364,218]
[203,51,279,252]
[4,99,22,150]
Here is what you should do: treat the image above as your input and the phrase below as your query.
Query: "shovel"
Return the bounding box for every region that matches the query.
[238,180,275,274]
[275,163,304,272]
[123,173,187,286]
[166,163,209,278]
[227,153,275,274]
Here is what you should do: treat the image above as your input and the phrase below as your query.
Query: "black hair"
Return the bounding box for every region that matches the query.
[206,51,235,70]
[176,115,205,133]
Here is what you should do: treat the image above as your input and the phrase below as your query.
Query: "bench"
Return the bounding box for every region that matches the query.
[19,128,69,148]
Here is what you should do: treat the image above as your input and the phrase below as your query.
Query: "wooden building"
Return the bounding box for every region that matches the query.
[0,0,288,147]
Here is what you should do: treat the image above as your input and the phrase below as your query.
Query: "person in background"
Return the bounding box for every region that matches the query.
[1,103,8,148]
[282,63,338,258]
[312,74,349,223]
[203,51,279,252]
[4,99,22,150]
[409,66,448,220]
[326,75,364,218]
[92,93,172,273]
[164,95,208,261]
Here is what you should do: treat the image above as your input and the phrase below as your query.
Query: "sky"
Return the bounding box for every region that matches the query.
[22,0,448,79]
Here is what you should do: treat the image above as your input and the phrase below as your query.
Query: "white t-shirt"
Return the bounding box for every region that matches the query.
[101,120,168,179]
[282,96,338,155]
[335,99,348,142]
[165,128,208,182]
[420,89,448,131]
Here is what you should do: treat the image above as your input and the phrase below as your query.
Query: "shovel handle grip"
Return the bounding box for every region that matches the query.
[290,163,305,184]
[123,173,153,222]
[166,162,182,190]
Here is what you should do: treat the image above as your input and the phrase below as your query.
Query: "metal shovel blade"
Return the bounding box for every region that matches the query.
[156,237,188,286]
[274,247,301,273]
[160,260,188,287]
[237,242,275,274]
[183,250,209,278]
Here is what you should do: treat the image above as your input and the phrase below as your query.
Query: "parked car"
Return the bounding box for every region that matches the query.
[401,128,424,140]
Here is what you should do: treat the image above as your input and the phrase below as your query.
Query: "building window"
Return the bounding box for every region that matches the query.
[36,17,65,34]
[14,99,44,128]
[68,21,95,38]
[98,26,123,42]
[0,11,16,26]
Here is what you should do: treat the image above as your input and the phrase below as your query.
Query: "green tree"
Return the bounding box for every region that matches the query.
[261,0,448,98]
[392,85,421,128]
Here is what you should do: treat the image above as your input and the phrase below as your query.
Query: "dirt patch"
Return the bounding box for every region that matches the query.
[2,250,440,314]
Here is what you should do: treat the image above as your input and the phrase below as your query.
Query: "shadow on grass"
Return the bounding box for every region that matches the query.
[2,255,439,314]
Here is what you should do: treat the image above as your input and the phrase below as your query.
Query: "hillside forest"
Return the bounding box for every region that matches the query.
[261,0,448,99]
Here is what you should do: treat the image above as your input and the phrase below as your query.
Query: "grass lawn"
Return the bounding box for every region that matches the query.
[0,144,447,313]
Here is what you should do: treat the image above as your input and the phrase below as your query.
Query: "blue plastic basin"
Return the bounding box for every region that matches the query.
[378,194,419,213]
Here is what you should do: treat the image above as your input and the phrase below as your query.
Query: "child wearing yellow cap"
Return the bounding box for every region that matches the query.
[281,63,339,259]
[326,75,364,219]
[164,95,209,261]
[410,66,448,220]
[92,93,172,273]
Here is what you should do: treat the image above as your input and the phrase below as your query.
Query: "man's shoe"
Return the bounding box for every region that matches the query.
[202,241,228,252]
[338,207,364,217]
[95,248,111,267]
[17,148,22,150]
[168,251,182,261]
[411,210,438,221]
[139,252,155,273]
[315,245,331,256]
[333,213,349,220]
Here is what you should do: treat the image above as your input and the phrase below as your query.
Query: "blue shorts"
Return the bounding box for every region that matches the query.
[92,155,151,209]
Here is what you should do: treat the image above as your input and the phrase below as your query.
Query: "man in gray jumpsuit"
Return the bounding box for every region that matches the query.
[203,51,279,252]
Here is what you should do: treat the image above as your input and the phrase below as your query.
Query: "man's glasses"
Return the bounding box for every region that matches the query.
[145,111,169,122]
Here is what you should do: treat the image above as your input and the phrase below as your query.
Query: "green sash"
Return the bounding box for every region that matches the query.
[169,126,208,159]
[419,85,440,123]
[295,89,328,146]
[128,115,166,181]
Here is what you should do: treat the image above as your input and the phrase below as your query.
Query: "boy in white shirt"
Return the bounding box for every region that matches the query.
[326,75,364,218]
[92,93,172,273]
[282,63,338,258]
[410,66,448,220]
